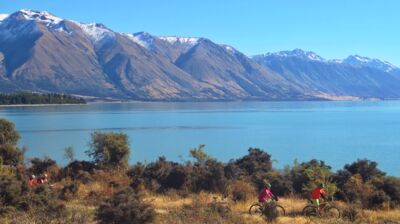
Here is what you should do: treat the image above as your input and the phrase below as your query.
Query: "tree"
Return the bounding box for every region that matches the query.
[0,119,20,145]
[189,144,213,164]
[86,131,130,170]
[0,119,23,166]
[64,146,75,163]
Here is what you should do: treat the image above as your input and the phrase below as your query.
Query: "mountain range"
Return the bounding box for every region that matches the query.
[0,9,399,101]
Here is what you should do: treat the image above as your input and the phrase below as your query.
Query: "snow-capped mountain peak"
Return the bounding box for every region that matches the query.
[124,31,155,49]
[11,9,63,25]
[261,49,325,62]
[0,9,71,36]
[75,22,115,44]
[158,36,200,46]
[343,55,398,72]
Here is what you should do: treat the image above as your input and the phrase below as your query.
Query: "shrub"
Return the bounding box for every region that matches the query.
[60,182,80,200]
[0,118,20,145]
[62,160,97,182]
[127,163,146,191]
[344,159,385,182]
[234,148,273,177]
[29,157,59,177]
[381,176,400,206]
[0,175,24,214]
[265,168,293,196]
[0,144,23,166]
[230,180,256,202]
[368,190,390,209]
[87,131,130,170]
[0,174,66,220]
[191,160,228,193]
[162,165,188,190]
[341,206,360,222]
[290,159,336,195]
[96,188,155,224]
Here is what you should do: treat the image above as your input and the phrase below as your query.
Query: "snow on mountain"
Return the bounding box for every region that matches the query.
[221,44,238,54]
[0,9,72,35]
[158,36,199,46]
[257,49,326,62]
[0,14,9,22]
[11,9,62,25]
[124,32,154,49]
[74,22,115,44]
[342,55,398,72]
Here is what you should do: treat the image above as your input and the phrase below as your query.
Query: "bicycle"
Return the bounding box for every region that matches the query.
[249,200,286,217]
[302,198,340,218]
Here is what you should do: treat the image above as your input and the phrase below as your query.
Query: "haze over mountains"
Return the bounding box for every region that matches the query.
[0,10,399,101]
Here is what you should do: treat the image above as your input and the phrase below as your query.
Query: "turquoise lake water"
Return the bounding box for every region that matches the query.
[0,101,399,176]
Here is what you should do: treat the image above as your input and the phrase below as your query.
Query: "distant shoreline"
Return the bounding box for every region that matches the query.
[0,103,86,107]
[0,97,398,107]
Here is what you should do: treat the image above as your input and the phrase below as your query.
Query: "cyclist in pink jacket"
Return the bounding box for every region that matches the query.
[258,182,278,203]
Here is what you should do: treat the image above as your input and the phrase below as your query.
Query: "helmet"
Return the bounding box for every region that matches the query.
[44,173,48,178]
[319,183,325,188]
[263,180,271,188]
[31,175,36,179]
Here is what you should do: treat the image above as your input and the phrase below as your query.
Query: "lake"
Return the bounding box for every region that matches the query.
[0,101,399,176]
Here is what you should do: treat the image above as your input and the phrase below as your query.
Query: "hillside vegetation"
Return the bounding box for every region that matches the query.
[0,118,399,223]
[0,92,86,105]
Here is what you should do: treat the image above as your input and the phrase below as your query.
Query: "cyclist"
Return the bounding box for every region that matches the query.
[311,183,327,210]
[28,174,38,187]
[37,173,48,185]
[258,182,278,203]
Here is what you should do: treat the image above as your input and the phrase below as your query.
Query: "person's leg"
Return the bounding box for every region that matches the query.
[315,199,320,212]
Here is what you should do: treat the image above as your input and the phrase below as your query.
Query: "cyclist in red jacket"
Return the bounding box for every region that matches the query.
[311,183,327,209]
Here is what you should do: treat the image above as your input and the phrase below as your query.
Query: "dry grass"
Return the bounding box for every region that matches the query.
[144,192,400,224]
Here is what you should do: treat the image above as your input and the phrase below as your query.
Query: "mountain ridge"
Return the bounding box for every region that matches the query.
[0,9,399,101]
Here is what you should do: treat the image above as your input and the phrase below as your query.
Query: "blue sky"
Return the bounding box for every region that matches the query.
[1,0,400,65]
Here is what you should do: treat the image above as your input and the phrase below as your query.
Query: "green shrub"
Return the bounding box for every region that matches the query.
[87,131,130,170]
[290,159,336,195]
[0,119,20,145]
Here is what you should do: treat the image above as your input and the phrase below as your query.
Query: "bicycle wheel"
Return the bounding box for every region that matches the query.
[302,205,318,217]
[249,203,263,216]
[323,205,340,218]
[275,205,286,216]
